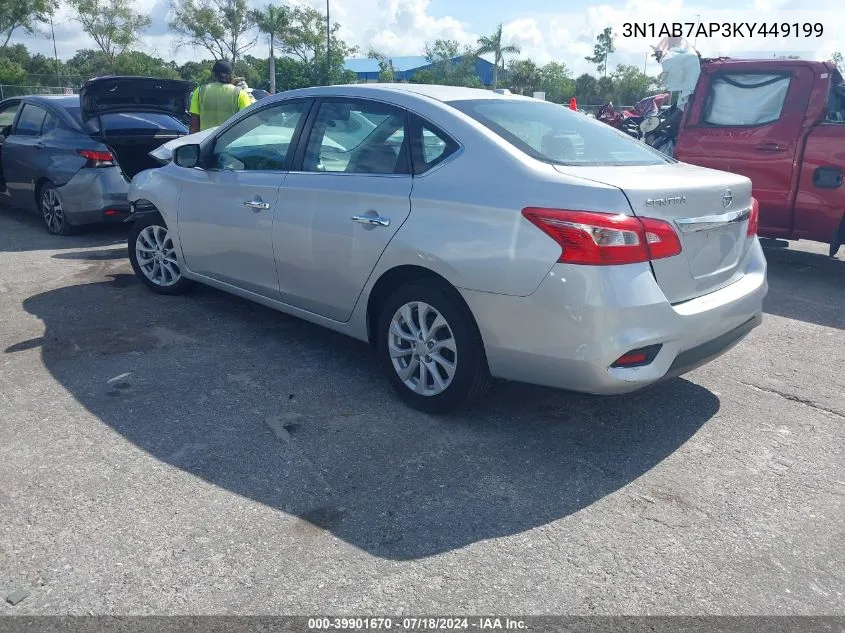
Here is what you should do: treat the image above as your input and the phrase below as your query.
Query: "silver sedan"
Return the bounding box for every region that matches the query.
[126,84,768,413]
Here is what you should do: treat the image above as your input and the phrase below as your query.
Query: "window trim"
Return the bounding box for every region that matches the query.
[698,70,793,129]
[407,114,460,176]
[203,97,315,173]
[290,96,412,178]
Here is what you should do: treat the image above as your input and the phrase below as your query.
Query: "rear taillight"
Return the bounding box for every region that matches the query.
[747,196,759,237]
[521,208,682,265]
[78,149,116,168]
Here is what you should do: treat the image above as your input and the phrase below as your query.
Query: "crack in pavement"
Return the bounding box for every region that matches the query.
[736,380,844,419]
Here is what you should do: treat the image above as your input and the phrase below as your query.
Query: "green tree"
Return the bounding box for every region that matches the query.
[414,39,481,87]
[367,49,395,82]
[251,3,290,94]
[574,72,598,102]
[596,75,614,102]
[282,5,358,85]
[169,0,256,66]
[537,61,574,103]
[0,57,28,85]
[585,26,615,77]
[476,23,520,89]
[67,0,151,73]
[507,58,539,94]
[609,63,653,105]
[0,0,57,49]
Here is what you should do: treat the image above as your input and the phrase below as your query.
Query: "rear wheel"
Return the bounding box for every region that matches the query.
[39,183,75,236]
[128,214,190,295]
[377,280,491,414]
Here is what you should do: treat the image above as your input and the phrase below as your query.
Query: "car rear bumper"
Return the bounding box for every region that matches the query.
[460,238,768,395]
[56,167,129,226]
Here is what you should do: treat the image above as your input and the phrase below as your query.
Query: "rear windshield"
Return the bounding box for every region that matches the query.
[63,107,185,133]
[448,98,672,166]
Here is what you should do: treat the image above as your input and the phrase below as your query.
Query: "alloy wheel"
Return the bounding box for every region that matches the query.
[135,225,181,287]
[388,301,458,396]
[41,187,65,234]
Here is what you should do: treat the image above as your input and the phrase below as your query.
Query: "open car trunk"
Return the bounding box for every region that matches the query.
[93,113,187,179]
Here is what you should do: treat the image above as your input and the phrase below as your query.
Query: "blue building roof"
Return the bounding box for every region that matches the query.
[343,56,431,73]
[344,55,496,86]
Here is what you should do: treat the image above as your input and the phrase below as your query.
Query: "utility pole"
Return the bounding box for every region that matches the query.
[325,0,331,85]
[50,17,61,88]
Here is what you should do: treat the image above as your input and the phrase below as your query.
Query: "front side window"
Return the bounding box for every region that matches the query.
[302,100,407,174]
[212,100,310,171]
[14,104,47,136]
[702,73,791,126]
[0,104,19,130]
[449,99,671,166]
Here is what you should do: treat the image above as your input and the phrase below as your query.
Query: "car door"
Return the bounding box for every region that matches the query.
[175,98,313,299]
[0,100,21,198]
[674,65,814,235]
[273,97,413,322]
[2,102,49,208]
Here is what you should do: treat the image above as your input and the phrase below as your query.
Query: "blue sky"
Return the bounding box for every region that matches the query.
[12,0,842,79]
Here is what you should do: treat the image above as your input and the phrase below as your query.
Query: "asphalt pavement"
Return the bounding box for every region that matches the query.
[0,208,842,615]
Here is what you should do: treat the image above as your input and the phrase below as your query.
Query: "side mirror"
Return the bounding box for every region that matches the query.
[173,144,200,168]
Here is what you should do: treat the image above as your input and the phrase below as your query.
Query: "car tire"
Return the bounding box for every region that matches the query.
[128,213,190,295]
[39,182,76,236]
[376,280,491,414]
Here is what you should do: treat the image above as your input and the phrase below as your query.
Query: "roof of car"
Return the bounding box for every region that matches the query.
[282,83,533,103]
[24,95,80,108]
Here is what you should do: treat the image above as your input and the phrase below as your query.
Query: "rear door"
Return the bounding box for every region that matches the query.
[674,64,813,235]
[273,97,413,322]
[3,103,49,208]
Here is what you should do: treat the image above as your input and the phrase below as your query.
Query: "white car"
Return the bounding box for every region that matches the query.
[127,84,767,413]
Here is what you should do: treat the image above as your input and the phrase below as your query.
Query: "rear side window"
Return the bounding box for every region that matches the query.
[702,73,791,126]
[15,104,47,136]
[449,98,671,166]
[42,113,60,134]
[408,115,458,174]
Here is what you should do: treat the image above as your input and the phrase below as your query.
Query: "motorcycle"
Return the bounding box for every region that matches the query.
[596,102,642,139]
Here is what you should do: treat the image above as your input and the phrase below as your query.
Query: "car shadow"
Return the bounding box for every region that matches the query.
[0,206,128,253]
[762,245,844,330]
[52,247,128,261]
[12,273,720,561]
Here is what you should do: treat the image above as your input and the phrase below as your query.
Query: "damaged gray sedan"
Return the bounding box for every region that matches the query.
[0,77,192,235]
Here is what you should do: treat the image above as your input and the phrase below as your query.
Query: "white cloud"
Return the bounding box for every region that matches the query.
[9,0,844,82]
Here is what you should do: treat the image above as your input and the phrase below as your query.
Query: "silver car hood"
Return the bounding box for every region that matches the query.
[149,127,217,164]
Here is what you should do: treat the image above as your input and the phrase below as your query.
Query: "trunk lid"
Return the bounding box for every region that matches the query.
[554,162,753,304]
[79,76,195,121]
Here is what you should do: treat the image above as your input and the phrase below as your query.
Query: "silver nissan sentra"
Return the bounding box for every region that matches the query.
[126,83,767,413]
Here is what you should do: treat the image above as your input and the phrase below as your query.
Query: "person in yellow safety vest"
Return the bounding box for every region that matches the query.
[188,60,252,133]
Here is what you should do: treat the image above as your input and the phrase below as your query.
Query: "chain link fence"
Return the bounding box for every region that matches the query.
[0,85,79,99]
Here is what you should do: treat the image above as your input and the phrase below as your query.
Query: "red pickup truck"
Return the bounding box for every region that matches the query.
[674,58,845,256]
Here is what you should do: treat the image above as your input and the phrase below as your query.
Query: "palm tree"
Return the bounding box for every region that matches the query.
[477,23,520,89]
[251,4,291,94]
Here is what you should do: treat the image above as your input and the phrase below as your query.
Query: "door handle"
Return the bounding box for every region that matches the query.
[244,200,271,210]
[755,142,787,152]
[352,214,390,227]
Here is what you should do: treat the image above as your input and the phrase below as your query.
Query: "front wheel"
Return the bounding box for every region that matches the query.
[376,281,491,414]
[128,214,190,295]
